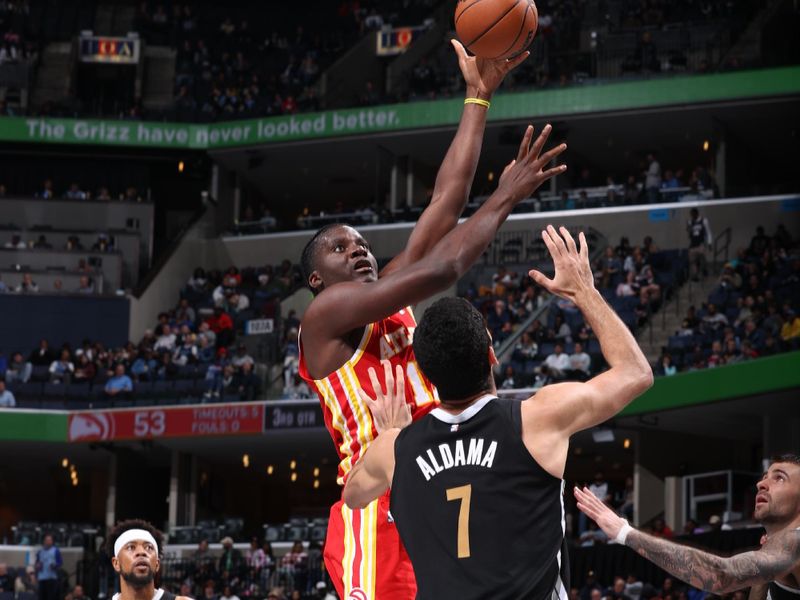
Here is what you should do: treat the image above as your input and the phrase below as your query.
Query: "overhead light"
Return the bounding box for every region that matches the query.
[242,454,250,468]
[313,480,320,489]
[487,171,494,182]
[61,458,69,468]
[178,161,185,172]
[72,479,79,487]
[313,467,320,477]
[702,140,709,151]
[290,460,297,470]
[267,465,274,475]
[623,438,631,449]
[291,472,298,482]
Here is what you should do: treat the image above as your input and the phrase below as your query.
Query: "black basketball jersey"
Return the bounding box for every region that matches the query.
[768,580,800,600]
[390,395,569,600]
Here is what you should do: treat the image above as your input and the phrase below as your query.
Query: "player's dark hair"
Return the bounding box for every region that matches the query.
[105,519,164,559]
[770,453,800,467]
[413,297,492,402]
[301,223,347,294]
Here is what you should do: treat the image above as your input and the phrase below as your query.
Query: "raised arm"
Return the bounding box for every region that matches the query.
[574,486,800,594]
[304,127,567,337]
[381,41,528,277]
[521,227,653,477]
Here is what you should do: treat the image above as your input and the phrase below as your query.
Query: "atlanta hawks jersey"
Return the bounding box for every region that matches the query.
[390,396,570,600]
[298,306,438,484]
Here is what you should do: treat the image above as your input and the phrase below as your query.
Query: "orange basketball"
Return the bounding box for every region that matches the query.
[455,0,538,60]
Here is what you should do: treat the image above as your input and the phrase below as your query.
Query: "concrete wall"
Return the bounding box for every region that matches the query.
[127,209,231,340]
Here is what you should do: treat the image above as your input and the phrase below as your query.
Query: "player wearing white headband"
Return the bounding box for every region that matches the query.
[106,519,193,600]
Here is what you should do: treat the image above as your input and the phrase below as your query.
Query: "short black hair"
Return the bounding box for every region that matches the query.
[770,453,800,467]
[105,519,164,559]
[300,223,347,294]
[413,297,492,402]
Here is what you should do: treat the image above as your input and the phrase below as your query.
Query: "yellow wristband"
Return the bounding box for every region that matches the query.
[464,97,491,109]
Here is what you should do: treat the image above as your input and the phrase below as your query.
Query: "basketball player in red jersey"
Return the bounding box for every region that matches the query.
[298,40,567,600]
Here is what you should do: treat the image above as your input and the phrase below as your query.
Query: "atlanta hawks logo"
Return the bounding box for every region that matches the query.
[348,588,368,600]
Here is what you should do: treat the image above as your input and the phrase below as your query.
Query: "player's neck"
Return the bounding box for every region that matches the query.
[762,514,800,536]
[118,581,157,600]
[438,388,496,415]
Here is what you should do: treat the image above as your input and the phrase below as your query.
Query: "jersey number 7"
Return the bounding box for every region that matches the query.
[446,484,472,558]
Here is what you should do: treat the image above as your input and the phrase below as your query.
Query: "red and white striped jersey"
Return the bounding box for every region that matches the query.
[299,306,438,485]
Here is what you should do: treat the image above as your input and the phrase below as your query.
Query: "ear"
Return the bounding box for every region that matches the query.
[111,556,121,574]
[308,270,323,292]
[488,345,499,367]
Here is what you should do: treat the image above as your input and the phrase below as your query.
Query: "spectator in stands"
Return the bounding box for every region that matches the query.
[173,335,199,366]
[187,268,209,293]
[687,208,712,280]
[154,324,177,352]
[650,517,674,538]
[702,303,728,330]
[49,349,74,384]
[38,179,55,199]
[541,343,570,381]
[71,584,90,600]
[551,314,573,344]
[15,272,39,293]
[780,308,800,347]
[206,306,235,347]
[579,522,607,547]
[198,321,217,348]
[644,153,661,203]
[64,183,87,200]
[156,353,178,380]
[231,344,254,370]
[176,298,196,324]
[568,342,591,380]
[595,246,622,289]
[75,275,95,294]
[5,233,25,248]
[218,537,243,577]
[219,585,239,600]
[278,541,307,593]
[33,235,52,249]
[14,565,37,594]
[96,187,112,201]
[233,362,261,400]
[655,353,677,376]
[225,291,250,315]
[606,577,631,600]
[0,563,15,591]
[29,339,55,367]
[104,364,133,399]
[4,352,30,384]
[73,354,96,383]
[35,534,62,600]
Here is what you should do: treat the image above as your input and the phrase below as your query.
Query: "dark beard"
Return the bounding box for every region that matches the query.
[121,568,155,589]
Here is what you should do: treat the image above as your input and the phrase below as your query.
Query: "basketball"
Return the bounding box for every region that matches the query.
[455,0,538,60]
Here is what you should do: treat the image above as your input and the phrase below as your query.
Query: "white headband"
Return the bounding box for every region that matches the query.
[114,529,158,557]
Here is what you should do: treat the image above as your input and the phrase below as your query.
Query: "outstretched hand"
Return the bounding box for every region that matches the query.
[574,486,626,540]
[529,225,595,301]
[358,360,412,434]
[451,38,529,98]
[496,124,567,203]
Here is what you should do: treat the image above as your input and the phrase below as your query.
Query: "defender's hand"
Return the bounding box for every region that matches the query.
[496,125,567,203]
[358,360,412,434]
[529,226,594,301]
[574,486,626,540]
[451,39,529,99]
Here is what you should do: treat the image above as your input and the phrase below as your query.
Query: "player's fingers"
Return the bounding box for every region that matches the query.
[547,224,568,254]
[505,50,529,71]
[528,269,554,291]
[502,159,516,177]
[367,367,383,399]
[358,388,379,415]
[381,360,394,396]
[540,165,568,180]
[450,38,467,62]
[579,231,589,260]
[560,226,578,255]
[516,125,533,161]
[536,142,567,167]
[394,364,406,403]
[541,227,563,259]
[527,123,552,162]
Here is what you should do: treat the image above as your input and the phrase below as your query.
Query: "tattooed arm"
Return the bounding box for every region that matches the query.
[625,527,800,594]
[574,486,800,594]
[747,583,768,600]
